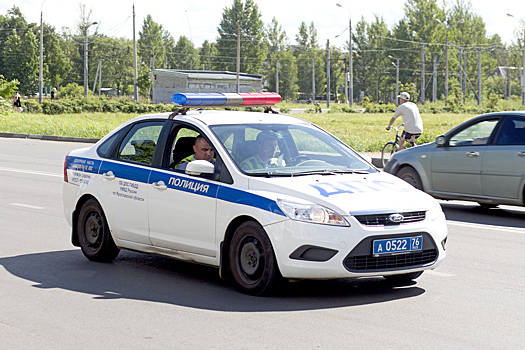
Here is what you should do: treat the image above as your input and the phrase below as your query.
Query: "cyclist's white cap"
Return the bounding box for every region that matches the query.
[398,92,410,101]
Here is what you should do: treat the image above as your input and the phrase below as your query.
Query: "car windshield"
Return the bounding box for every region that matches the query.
[210,123,376,176]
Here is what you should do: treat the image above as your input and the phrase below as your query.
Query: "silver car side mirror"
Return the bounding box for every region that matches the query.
[435,135,446,146]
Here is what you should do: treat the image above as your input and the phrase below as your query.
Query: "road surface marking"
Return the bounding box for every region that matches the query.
[447,220,525,233]
[9,203,45,210]
[0,166,61,178]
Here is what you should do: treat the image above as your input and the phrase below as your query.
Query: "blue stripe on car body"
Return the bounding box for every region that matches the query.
[67,156,285,217]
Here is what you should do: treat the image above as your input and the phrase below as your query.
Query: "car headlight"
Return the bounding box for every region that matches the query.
[427,200,444,221]
[277,200,350,226]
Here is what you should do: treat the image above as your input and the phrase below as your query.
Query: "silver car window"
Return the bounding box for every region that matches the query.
[449,119,498,147]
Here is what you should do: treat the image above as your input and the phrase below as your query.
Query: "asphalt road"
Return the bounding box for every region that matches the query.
[1,137,524,349]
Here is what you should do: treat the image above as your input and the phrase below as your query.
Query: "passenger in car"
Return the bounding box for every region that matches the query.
[240,131,285,170]
[175,135,215,171]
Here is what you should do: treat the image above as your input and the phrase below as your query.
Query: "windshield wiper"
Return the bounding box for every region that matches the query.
[332,169,371,174]
[292,170,338,177]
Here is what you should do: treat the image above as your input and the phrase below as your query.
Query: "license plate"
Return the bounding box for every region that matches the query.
[373,236,422,255]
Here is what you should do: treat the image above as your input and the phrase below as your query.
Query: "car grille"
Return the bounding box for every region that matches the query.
[353,211,426,226]
[344,249,437,272]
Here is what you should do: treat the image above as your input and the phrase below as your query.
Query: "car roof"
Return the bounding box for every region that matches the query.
[127,109,309,127]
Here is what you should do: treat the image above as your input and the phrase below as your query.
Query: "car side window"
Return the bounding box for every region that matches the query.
[448,119,498,147]
[117,121,164,165]
[494,117,525,145]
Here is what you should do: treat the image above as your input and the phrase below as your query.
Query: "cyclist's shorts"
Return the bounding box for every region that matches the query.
[402,131,421,142]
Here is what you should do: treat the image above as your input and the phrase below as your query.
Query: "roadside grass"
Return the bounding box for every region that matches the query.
[0,110,473,152]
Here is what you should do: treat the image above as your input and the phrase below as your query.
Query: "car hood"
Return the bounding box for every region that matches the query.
[248,171,437,215]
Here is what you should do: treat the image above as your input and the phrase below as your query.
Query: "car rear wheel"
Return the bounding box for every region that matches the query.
[397,166,423,191]
[77,199,120,262]
[384,271,423,285]
[228,221,281,295]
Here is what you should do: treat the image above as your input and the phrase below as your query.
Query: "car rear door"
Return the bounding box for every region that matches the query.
[98,121,165,245]
[481,116,525,199]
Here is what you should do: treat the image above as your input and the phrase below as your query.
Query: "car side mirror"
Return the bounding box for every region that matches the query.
[185,160,215,175]
[435,135,446,147]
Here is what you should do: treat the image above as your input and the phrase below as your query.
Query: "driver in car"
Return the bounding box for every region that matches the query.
[240,131,285,170]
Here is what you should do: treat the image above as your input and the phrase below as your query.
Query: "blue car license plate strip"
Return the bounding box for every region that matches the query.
[373,236,422,255]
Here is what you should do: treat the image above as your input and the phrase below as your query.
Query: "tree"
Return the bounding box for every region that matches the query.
[216,0,267,74]
[265,18,298,99]
[171,36,200,70]
[138,15,166,70]
[44,24,72,90]
[199,40,219,70]
[294,22,324,99]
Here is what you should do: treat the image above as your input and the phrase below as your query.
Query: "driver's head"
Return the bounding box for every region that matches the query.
[256,131,279,160]
[193,135,214,162]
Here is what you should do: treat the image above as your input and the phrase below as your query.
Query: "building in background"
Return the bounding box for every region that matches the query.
[152,70,262,104]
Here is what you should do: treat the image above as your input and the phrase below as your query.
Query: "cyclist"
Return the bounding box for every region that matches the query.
[386,92,423,150]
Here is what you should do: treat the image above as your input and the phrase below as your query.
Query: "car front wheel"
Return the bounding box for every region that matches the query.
[77,198,120,262]
[228,221,281,295]
[397,166,423,191]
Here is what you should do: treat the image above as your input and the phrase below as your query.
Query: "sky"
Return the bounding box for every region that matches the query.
[1,0,525,50]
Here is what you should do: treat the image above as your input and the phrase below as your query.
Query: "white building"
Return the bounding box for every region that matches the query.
[152,70,262,104]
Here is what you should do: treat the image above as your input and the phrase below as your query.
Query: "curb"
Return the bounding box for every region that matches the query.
[0,132,99,143]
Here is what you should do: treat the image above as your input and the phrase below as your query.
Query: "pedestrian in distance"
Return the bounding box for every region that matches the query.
[386,92,423,150]
[13,90,22,113]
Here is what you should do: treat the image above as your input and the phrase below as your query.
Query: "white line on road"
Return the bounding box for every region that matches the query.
[447,220,525,233]
[0,166,62,178]
[9,203,46,210]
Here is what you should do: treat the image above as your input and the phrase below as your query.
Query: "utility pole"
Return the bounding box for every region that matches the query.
[477,48,482,105]
[39,5,44,103]
[276,59,279,94]
[133,4,139,103]
[83,21,98,97]
[326,39,330,108]
[433,56,437,103]
[312,57,315,103]
[421,41,425,105]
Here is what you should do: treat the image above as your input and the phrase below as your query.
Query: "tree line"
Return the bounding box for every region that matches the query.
[1,0,524,105]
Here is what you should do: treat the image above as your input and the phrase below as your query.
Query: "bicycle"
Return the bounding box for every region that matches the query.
[381,123,404,168]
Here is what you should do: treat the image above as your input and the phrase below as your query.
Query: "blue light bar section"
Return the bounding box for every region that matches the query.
[171,92,281,107]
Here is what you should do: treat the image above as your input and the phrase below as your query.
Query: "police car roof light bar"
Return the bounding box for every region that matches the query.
[171,92,281,107]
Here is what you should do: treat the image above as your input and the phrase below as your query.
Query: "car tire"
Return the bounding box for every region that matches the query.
[228,221,281,296]
[381,142,398,168]
[77,198,120,262]
[384,271,423,285]
[397,166,423,191]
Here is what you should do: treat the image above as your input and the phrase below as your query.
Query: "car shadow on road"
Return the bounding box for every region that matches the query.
[0,249,424,312]
[440,201,525,230]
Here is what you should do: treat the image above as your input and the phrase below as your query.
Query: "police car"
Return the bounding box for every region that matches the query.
[63,92,447,295]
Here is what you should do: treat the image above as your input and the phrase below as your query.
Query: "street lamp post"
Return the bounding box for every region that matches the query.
[83,21,98,97]
[389,55,400,101]
[336,3,352,107]
[236,7,252,93]
[507,13,525,106]
[435,18,465,106]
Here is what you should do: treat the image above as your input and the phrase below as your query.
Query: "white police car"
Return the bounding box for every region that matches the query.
[63,92,447,295]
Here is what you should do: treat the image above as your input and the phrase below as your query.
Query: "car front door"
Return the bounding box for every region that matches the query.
[431,118,499,196]
[482,116,525,199]
[147,127,218,257]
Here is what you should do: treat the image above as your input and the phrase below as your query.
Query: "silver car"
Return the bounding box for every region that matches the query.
[384,112,525,208]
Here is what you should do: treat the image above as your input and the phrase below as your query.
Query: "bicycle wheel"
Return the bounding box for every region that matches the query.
[381,142,398,168]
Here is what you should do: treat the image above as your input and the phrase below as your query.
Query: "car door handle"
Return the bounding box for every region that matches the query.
[152,181,167,191]
[466,151,480,158]
[102,171,115,180]
[518,151,525,158]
